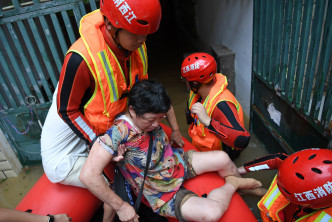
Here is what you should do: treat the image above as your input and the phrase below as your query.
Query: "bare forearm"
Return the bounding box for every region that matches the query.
[0,208,49,222]
[80,169,124,211]
[166,106,180,132]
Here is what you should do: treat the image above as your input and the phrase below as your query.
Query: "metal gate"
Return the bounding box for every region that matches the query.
[251,0,331,154]
[0,0,98,165]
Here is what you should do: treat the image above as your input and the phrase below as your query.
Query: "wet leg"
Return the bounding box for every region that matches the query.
[180,176,261,222]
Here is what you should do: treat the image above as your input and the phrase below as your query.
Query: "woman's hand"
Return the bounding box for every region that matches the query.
[170,130,184,148]
[117,202,139,222]
[112,144,127,162]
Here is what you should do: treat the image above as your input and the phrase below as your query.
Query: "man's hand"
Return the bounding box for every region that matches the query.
[169,130,184,148]
[191,102,211,126]
[117,202,139,222]
[112,144,127,162]
[54,213,72,222]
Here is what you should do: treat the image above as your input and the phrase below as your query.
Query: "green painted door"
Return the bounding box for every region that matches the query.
[251,0,331,154]
[0,0,98,165]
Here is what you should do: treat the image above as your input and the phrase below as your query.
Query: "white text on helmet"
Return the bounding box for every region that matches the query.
[294,181,332,202]
[182,62,200,73]
[113,0,137,24]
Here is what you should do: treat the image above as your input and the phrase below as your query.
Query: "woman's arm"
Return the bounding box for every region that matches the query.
[80,140,139,222]
[166,106,184,147]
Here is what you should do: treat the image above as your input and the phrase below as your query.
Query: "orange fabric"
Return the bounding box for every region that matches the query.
[188,74,244,151]
[68,10,148,134]
[258,176,332,222]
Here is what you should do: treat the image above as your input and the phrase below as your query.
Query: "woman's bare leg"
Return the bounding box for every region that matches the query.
[180,176,262,222]
[191,151,241,177]
[191,151,266,196]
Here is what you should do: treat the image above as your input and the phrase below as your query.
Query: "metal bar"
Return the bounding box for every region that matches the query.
[78,1,87,16]
[0,25,30,104]
[61,10,76,44]
[27,17,58,87]
[6,22,45,104]
[16,20,53,100]
[72,4,83,26]
[285,0,302,100]
[268,0,279,84]
[303,0,326,114]
[294,0,313,109]
[50,13,68,56]
[252,0,260,74]
[39,15,63,73]
[262,1,272,81]
[0,56,17,108]
[89,0,98,11]
[0,90,9,110]
[12,0,21,11]
[1,0,79,19]
[273,0,285,86]
[311,0,331,120]
[257,0,265,77]
[279,0,292,93]
[1,2,77,24]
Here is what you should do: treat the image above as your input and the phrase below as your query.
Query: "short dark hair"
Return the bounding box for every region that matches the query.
[128,79,171,116]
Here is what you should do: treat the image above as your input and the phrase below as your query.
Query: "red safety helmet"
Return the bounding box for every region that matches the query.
[277,148,332,209]
[181,53,217,84]
[100,0,162,35]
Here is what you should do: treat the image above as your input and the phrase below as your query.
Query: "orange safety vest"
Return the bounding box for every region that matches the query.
[187,74,243,151]
[258,175,332,222]
[68,10,148,134]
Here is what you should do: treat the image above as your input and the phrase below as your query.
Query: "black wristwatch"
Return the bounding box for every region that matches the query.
[47,214,54,222]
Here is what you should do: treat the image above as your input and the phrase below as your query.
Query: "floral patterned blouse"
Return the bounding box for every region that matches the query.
[99,115,187,216]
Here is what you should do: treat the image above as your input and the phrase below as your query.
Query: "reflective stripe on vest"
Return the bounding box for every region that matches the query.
[262,176,283,211]
[137,44,148,76]
[296,210,332,222]
[312,212,332,222]
[98,49,120,103]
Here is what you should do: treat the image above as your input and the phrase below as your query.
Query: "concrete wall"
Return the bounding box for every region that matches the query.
[196,0,253,126]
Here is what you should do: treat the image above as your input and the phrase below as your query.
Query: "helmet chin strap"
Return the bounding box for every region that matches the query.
[108,26,123,49]
[106,22,125,50]
[189,81,202,94]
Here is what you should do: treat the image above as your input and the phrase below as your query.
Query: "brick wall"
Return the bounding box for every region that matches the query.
[0,130,22,178]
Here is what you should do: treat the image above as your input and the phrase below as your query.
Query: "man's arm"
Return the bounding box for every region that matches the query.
[243,153,288,172]
[166,106,184,147]
[192,101,250,150]
[57,52,97,144]
[80,139,138,222]
[0,208,71,222]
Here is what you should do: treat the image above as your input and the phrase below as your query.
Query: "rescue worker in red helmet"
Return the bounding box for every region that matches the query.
[181,52,250,160]
[241,148,332,221]
[41,1,183,221]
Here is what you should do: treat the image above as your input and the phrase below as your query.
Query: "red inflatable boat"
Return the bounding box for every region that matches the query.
[16,123,257,222]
